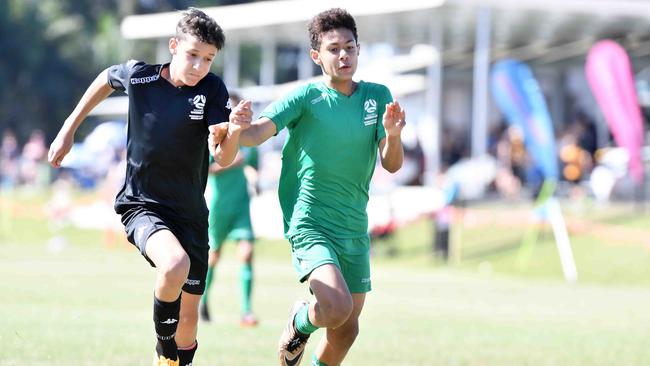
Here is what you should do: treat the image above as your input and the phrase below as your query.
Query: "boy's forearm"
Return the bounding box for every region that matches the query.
[239,127,262,147]
[209,152,244,174]
[62,69,114,134]
[239,118,276,146]
[381,135,404,173]
[214,129,241,167]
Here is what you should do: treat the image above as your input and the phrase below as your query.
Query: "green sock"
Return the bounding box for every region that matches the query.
[312,354,328,366]
[240,263,253,314]
[294,303,318,335]
[201,265,215,305]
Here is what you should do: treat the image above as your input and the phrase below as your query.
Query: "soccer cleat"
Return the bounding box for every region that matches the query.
[278,301,311,366]
[153,354,179,366]
[240,312,259,327]
[199,302,210,322]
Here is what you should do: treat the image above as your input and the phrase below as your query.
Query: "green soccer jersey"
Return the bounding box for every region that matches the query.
[206,147,256,213]
[261,81,391,239]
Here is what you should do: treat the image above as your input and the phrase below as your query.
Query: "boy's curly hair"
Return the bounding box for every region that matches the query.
[308,8,357,50]
[176,7,225,50]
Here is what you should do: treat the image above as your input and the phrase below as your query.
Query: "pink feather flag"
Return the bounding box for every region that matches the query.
[586,40,644,184]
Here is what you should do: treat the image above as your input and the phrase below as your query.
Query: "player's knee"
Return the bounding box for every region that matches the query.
[208,250,220,266]
[179,308,199,329]
[238,241,253,263]
[318,293,353,327]
[159,254,190,287]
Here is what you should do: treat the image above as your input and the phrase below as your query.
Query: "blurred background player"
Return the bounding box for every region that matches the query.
[201,93,259,327]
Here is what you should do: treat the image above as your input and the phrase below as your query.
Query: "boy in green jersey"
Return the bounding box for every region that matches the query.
[210,8,405,366]
[201,93,259,327]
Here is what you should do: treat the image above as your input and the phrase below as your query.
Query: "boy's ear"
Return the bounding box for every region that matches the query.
[169,37,179,55]
[309,49,321,66]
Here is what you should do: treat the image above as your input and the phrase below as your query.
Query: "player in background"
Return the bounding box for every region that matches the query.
[209,8,406,366]
[201,92,259,327]
[48,8,251,366]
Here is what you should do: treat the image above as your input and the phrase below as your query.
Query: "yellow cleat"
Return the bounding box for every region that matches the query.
[153,354,179,366]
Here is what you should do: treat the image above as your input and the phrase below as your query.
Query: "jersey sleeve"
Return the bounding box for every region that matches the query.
[205,77,231,127]
[106,59,142,93]
[260,85,308,132]
[375,84,393,144]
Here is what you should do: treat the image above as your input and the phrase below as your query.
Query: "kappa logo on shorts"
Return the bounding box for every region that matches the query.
[185,279,201,286]
[363,99,378,126]
[189,94,206,120]
[160,318,178,324]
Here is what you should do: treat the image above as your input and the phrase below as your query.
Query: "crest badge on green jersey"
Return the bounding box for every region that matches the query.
[363,98,378,126]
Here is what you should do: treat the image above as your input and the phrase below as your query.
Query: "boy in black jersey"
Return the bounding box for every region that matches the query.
[48,8,251,366]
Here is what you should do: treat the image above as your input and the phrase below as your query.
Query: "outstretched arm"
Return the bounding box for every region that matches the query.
[48,68,114,168]
[208,116,277,150]
[239,117,277,147]
[379,101,406,173]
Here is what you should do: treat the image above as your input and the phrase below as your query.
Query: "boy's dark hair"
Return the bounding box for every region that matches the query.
[176,7,225,50]
[308,8,358,50]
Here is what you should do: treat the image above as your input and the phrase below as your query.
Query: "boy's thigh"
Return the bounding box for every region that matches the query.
[290,232,371,293]
[122,208,208,295]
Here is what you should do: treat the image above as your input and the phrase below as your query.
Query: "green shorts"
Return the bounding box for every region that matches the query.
[288,230,371,293]
[208,207,255,251]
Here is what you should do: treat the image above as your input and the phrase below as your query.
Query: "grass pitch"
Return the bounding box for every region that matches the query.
[1,192,650,365]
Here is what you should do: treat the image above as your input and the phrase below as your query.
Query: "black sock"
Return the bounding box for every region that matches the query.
[178,340,198,366]
[153,294,181,360]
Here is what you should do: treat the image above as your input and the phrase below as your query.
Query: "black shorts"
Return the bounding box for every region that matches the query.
[121,207,209,295]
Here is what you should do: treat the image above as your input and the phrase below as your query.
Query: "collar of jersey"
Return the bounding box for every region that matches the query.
[317,80,364,99]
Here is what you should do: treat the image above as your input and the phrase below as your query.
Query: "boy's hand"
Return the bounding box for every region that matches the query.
[228,100,253,133]
[382,101,406,137]
[208,123,229,156]
[48,131,74,168]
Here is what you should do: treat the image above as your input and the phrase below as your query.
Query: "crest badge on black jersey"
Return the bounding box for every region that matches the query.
[189,95,206,120]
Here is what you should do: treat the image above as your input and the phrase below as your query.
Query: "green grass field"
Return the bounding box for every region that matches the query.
[2,191,650,365]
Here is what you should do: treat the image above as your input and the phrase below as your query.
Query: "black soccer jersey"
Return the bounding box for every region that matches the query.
[107,60,231,222]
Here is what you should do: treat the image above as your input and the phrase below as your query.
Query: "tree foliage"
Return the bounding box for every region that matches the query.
[0,0,133,143]
[0,0,258,144]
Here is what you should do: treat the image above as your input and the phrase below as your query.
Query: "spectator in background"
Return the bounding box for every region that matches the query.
[19,129,48,188]
[0,129,20,189]
[559,117,594,201]
[494,125,525,199]
[574,111,598,159]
